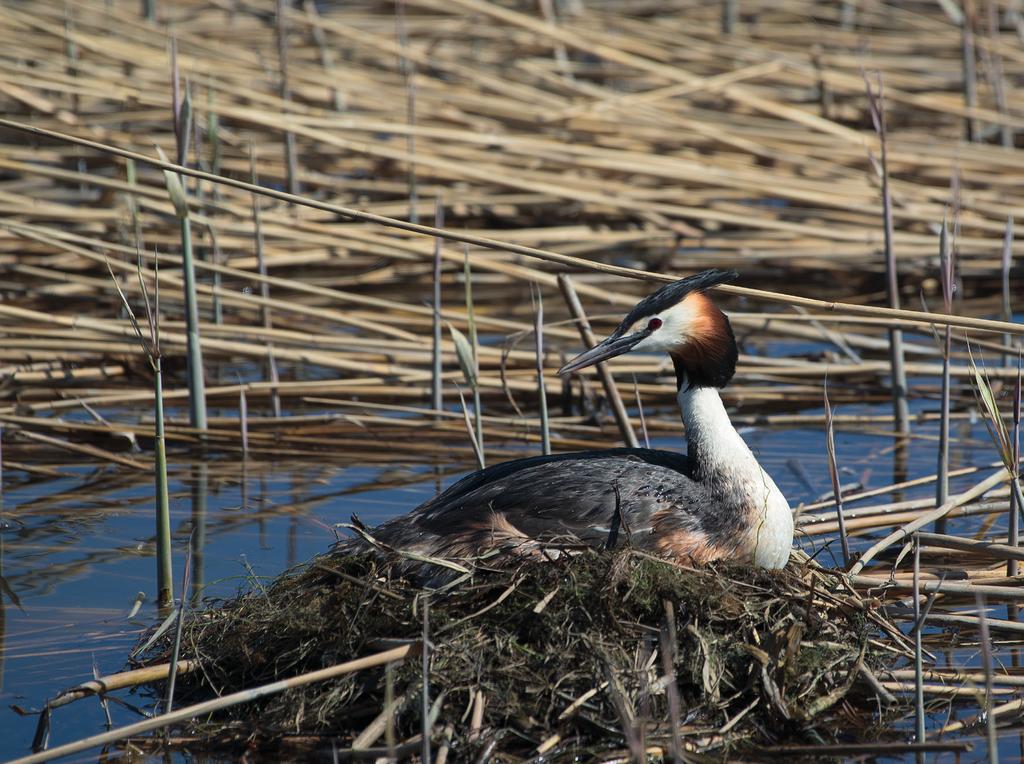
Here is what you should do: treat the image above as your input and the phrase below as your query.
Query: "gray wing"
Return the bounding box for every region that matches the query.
[366,448,711,554]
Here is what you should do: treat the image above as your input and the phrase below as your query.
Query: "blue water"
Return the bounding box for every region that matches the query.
[0,383,1018,760]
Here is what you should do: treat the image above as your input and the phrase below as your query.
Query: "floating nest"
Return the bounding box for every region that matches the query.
[138,549,899,760]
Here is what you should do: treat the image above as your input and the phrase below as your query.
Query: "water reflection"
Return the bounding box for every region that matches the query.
[190,461,207,606]
[1,533,7,696]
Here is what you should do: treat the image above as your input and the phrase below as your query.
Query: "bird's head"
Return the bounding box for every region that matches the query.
[558,269,739,389]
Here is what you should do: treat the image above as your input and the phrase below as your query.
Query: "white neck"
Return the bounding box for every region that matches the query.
[677,385,793,568]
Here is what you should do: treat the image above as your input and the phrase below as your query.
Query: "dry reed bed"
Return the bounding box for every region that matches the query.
[0,0,1022,759]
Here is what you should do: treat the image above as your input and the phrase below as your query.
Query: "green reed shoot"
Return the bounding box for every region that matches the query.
[165,47,206,430]
[107,253,172,608]
[158,141,207,431]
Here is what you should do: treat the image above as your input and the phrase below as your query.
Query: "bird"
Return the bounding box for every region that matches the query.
[343,269,793,573]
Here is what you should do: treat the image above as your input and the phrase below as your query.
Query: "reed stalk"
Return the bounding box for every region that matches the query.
[961,0,979,141]
[1003,217,1015,367]
[534,286,551,456]
[1012,355,1022,579]
[395,0,417,224]
[106,253,172,607]
[125,158,141,249]
[190,463,208,607]
[63,7,79,120]
[557,275,639,448]
[721,0,737,34]
[421,597,431,764]
[385,661,397,759]
[983,0,1013,148]
[936,219,953,533]
[811,45,833,120]
[458,391,484,468]
[165,532,193,712]
[865,73,910,445]
[431,198,443,416]
[464,252,483,460]
[936,0,965,24]
[153,352,172,607]
[171,40,186,164]
[976,593,999,764]
[277,0,299,197]
[239,387,250,456]
[633,375,650,449]
[824,382,850,568]
[9,645,418,764]
[161,65,207,431]
[207,225,223,327]
[537,0,572,78]
[451,332,484,469]
[912,534,925,761]
[206,85,221,192]
[660,602,683,762]
[303,0,345,111]
[206,88,223,323]
[250,147,281,418]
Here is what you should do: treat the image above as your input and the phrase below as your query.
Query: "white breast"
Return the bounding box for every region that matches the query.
[679,385,794,569]
[745,468,795,569]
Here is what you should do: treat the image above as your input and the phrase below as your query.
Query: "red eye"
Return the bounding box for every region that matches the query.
[647,318,663,331]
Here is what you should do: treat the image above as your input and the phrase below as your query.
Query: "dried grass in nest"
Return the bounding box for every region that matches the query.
[138,550,891,760]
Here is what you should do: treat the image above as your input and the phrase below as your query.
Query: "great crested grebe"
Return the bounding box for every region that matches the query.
[345,269,793,571]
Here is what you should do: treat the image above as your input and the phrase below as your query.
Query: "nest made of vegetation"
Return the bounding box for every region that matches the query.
[139,549,894,760]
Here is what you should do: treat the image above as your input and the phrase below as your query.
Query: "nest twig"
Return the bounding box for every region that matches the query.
[137,550,896,760]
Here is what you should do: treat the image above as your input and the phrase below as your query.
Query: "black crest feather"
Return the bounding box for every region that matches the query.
[612,269,739,338]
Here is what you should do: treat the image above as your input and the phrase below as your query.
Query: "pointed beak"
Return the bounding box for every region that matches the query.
[558,331,649,375]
